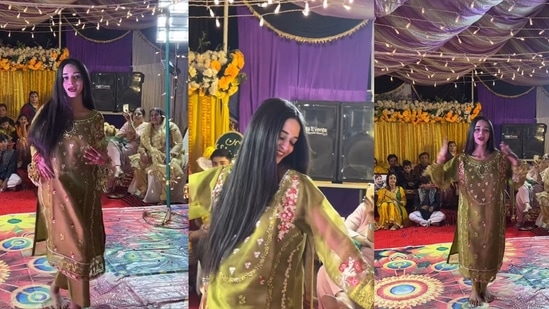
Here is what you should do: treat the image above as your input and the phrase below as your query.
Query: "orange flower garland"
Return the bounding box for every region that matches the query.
[374,100,482,124]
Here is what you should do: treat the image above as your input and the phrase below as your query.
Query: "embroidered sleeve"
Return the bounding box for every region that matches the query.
[188,166,230,221]
[27,146,40,186]
[296,173,374,308]
[424,155,460,190]
[91,112,111,192]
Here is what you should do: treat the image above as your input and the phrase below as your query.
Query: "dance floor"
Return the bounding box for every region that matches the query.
[375,237,549,308]
[0,205,188,309]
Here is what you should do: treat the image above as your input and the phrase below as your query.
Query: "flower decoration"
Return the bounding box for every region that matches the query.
[0,45,70,71]
[374,100,482,124]
[188,49,246,100]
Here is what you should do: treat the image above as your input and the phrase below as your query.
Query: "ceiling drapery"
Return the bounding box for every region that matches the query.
[373,0,549,86]
[0,1,158,31]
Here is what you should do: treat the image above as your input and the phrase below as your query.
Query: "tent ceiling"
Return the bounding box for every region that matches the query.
[372,0,549,86]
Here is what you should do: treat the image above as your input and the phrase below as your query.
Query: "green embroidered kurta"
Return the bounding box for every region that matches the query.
[427,151,519,283]
[190,166,374,308]
[34,110,107,280]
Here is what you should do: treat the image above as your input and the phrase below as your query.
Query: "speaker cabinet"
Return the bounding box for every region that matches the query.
[296,102,340,181]
[502,123,546,159]
[523,124,547,158]
[91,72,144,112]
[91,73,117,112]
[501,124,523,158]
[116,72,144,112]
[296,101,372,183]
[338,104,374,182]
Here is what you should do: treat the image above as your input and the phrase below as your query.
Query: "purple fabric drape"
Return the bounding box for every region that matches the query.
[237,6,373,131]
[65,29,133,73]
[477,83,537,144]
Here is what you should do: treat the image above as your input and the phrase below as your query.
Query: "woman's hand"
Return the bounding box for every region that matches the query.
[140,152,152,164]
[33,153,54,180]
[437,137,449,164]
[500,141,519,167]
[84,147,110,166]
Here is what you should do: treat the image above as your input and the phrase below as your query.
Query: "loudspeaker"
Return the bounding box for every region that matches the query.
[523,123,547,158]
[502,123,547,159]
[92,72,144,112]
[91,72,117,112]
[338,104,374,182]
[296,102,339,181]
[501,124,523,158]
[296,101,372,183]
[116,72,145,112]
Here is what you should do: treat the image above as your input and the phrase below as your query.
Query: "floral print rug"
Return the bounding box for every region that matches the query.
[0,205,188,309]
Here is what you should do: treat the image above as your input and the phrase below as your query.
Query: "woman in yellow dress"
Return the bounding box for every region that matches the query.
[128,107,185,203]
[426,116,523,307]
[190,98,373,309]
[376,173,408,230]
[28,58,110,309]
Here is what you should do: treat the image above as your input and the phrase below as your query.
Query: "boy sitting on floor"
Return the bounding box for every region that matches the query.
[0,133,22,192]
[409,176,445,227]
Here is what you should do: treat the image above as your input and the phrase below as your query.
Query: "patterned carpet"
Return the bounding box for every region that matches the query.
[374,237,549,308]
[0,205,188,309]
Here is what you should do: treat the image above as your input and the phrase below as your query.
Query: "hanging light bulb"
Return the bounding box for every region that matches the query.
[259,16,264,26]
[274,2,281,14]
[323,0,327,8]
[215,17,220,27]
[303,2,310,16]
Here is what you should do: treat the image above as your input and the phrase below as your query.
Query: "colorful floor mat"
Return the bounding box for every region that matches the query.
[375,237,549,308]
[0,205,188,309]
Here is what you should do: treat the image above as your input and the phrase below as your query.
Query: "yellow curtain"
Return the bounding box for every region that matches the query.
[0,71,56,119]
[374,122,470,167]
[188,92,230,173]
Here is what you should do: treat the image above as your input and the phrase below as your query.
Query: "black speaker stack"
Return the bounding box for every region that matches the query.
[501,123,547,159]
[91,72,145,112]
[295,101,374,183]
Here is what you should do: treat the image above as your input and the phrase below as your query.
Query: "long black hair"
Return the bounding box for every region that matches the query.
[28,58,95,167]
[463,116,496,155]
[203,98,310,275]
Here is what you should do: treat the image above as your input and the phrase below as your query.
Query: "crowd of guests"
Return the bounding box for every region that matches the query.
[373,150,455,230]
[0,92,41,191]
[104,106,186,204]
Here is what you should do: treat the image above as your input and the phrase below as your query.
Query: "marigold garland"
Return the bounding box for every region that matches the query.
[0,46,70,71]
[188,49,246,100]
[374,100,482,124]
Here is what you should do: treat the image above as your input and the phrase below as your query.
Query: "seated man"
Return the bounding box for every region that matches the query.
[0,133,22,192]
[409,176,445,227]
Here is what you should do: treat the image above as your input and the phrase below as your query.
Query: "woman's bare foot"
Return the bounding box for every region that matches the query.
[469,288,483,307]
[49,284,63,309]
[482,286,495,303]
[68,302,82,309]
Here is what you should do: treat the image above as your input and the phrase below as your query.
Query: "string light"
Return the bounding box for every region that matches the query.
[303,2,310,16]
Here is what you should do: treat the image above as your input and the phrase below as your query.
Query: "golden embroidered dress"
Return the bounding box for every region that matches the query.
[376,186,408,229]
[427,151,521,282]
[30,110,107,282]
[190,166,373,309]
